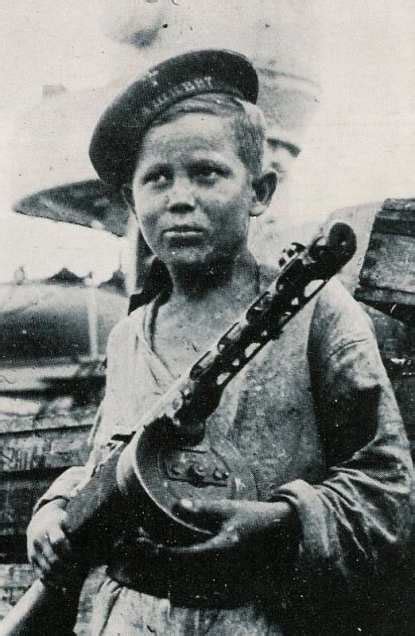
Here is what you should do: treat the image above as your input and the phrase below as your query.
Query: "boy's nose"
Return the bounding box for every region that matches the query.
[167,179,195,213]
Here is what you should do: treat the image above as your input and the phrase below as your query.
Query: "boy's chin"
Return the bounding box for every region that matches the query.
[163,249,215,270]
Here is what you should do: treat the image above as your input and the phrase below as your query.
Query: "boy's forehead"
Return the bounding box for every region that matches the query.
[89,49,258,187]
[143,111,231,144]
[137,113,240,166]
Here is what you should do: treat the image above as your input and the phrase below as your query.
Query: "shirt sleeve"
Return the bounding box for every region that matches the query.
[33,318,130,513]
[274,279,413,619]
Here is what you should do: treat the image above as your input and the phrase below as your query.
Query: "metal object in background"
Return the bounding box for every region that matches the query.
[355,198,415,322]
[0,269,127,396]
[13,180,129,238]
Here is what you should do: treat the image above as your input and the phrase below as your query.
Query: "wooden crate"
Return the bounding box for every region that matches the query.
[0,408,95,540]
[355,198,415,316]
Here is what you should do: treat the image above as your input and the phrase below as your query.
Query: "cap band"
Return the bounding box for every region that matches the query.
[140,76,243,119]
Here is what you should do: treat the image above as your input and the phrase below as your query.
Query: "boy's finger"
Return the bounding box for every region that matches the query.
[48,526,72,558]
[166,526,239,557]
[35,551,75,588]
[175,498,236,522]
[32,552,52,580]
[41,533,62,566]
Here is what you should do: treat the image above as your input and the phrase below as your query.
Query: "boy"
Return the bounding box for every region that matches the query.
[27,50,412,635]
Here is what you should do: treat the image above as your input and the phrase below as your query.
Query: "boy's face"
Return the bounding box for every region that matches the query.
[131,112,259,270]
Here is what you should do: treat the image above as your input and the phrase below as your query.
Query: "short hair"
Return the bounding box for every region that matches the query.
[137,92,267,179]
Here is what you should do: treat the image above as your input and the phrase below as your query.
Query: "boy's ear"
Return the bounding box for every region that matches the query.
[250,171,278,217]
[121,184,137,218]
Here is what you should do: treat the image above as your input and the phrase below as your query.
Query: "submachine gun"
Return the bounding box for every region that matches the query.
[0,223,356,636]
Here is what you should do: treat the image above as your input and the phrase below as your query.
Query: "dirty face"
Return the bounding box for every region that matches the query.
[131,112,259,271]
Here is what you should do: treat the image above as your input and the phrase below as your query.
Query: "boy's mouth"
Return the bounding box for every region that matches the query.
[163,226,205,247]
[164,225,204,236]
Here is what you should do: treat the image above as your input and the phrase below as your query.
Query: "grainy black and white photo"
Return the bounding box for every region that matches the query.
[1,2,415,634]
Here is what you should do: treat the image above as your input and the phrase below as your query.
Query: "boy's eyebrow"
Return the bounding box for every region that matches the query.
[138,161,169,177]
[139,154,233,175]
[191,157,230,168]
[189,150,238,167]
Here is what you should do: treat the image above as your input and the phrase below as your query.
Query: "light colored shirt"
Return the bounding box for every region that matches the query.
[37,273,413,635]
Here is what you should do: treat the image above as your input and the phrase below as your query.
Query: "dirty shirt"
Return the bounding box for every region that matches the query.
[38,273,413,635]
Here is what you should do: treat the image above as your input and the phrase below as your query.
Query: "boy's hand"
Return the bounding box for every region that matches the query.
[27,499,74,587]
[165,498,298,566]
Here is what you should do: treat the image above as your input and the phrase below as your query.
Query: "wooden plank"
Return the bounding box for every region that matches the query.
[0,409,94,535]
[355,197,415,309]
[0,565,33,620]
[359,231,415,296]
[0,477,56,536]
[373,216,415,239]
[355,285,415,309]
[0,564,33,590]
[0,359,106,394]
[0,426,90,473]
[373,204,415,239]
[384,198,415,212]
[0,407,97,435]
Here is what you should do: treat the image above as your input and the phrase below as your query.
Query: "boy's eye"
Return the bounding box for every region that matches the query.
[193,164,224,181]
[143,169,170,186]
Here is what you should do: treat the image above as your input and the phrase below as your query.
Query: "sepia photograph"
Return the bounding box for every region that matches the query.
[0,1,415,634]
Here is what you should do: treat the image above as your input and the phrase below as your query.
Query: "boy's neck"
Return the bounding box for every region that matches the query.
[166,250,259,305]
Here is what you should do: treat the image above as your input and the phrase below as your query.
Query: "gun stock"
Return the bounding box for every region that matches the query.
[0,579,81,636]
